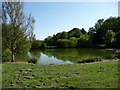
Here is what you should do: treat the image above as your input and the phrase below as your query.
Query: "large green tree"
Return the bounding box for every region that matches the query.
[68,28,82,38]
[103,30,115,46]
[2,2,35,62]
[115,31,120,48]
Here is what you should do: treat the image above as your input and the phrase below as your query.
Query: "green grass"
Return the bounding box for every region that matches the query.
[2,60,119,88]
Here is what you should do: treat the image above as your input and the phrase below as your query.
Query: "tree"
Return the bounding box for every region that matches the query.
[115,31,120,48]
[31,40,42,50]
[57,39,75,48]
[68,28,82,38]
[2,2,35,62]
[88,27,96,45]
[101,17,117,32]
[70,37,78,46]
[93,19,105,44]
[81,28,87,34]
[103,30,115,46]
[29,33,36,43]
[95,19,104,30]
[61,31,68,39]
[88,27,96,35]
[77,35,90,48]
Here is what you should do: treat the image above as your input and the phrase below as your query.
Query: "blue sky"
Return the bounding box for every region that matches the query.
[24,2,118,40]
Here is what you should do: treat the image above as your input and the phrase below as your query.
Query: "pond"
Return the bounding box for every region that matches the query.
[25,48,115,65]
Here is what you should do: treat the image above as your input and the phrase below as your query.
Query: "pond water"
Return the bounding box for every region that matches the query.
[26,48,115,65]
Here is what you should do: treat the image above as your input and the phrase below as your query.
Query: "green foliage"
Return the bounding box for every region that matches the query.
[116,52,120,59]
[2,2,35,62]
[45,17,120,49]
[103,30,115,46]
[88,27,96,36]
[69,37,78,45]
[2,48,12,62]
[31,40,46,50]
[81,28,87,34]
[28,58,37,64]
[41,43,46,49]
[115,31,120,48]
[68,28,82,38]
[88,17,120,48]
[45,28,88,48]
[105,55,116,59]
[46,46,56,49]
[95,19,104,30]
[16,41,31,54]
[77,35,90,48]
[60,31,68,39]
[57,39,76,48]
[45,36,52,46]
[77,57,102,63]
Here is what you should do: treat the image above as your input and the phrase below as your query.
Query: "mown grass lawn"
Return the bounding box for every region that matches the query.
[2,60,119,88]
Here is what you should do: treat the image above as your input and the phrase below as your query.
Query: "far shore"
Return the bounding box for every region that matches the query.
[3,59,119,65]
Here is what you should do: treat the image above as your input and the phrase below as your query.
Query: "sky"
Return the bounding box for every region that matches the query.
[24,2,118,40]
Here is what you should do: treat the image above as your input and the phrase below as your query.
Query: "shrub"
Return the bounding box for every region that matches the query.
[77,57,102,63]
[28,58,37,64]
[2,48,12,62]
[105,55,116,59]
[116,52,120,59]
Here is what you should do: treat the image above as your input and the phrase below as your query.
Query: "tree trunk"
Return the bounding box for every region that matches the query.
[11,49,15,62]
[11,43,15,62]
[11,53,15,62]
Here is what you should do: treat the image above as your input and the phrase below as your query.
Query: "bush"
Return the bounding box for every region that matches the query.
[2,48,12,62]
[77,57,102,63]
[28,58,37,64]
[105,55,116,59]
[116,52,120,59]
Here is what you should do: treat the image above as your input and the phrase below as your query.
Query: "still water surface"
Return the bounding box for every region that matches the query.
[26,48,115,65]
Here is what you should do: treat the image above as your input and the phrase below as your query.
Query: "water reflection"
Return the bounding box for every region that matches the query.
[27,48,115,65]
[29,50,73,65]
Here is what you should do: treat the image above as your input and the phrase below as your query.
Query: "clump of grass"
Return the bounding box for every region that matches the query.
[28,58,37,64]
[77,57,102,63]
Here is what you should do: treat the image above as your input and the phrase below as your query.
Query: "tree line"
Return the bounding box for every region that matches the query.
[44,17,120,48]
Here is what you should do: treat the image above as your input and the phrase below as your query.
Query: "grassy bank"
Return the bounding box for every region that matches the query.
[2,60,119,88]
